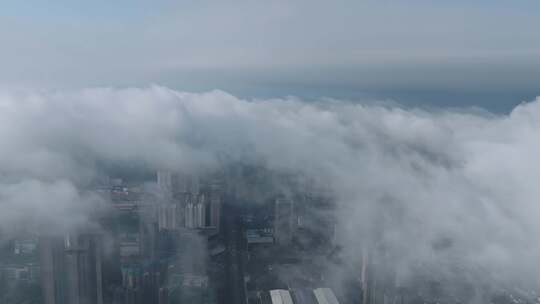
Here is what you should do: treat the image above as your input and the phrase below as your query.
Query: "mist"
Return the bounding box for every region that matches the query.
[1,86,539,301]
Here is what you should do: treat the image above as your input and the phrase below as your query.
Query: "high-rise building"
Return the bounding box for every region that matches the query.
[157,171,173,199]
[185,200,195,229]
[157,171,200,199]
[39,234,104,304]
[208,193,221,231]
[158,203,182,231]
[184,193,208,229]
[158,171,222,232]
[273,197,296,245]
[194,193,206,228]
[39,236,67,304]
[158,287,169,304]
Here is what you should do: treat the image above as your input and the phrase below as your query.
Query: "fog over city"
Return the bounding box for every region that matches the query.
[1,1,540,302]
[1,86,539,302]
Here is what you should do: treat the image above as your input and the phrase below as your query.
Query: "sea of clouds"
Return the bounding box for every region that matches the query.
[1,86,539,299]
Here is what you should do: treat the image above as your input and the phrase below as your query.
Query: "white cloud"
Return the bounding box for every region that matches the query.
[1,86,539,296]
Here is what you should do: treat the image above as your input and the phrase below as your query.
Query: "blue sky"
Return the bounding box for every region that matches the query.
[1,0,539,111]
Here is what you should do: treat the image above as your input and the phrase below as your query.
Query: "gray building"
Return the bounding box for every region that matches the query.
[39,234,104,304]
[270,289,294,304]
[157,171,200,199]
[273,197,296,245]
[313,288,340,304]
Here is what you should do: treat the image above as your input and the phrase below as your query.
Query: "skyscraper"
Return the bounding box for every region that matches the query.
[39,234,104,304]
[157,171,173,199]
[157,171,200,199]
[274,196,296,245]
[194,195,206,228]
[158,203,182,231]
[39,236,67,304]
[208,193,221,231]
[185,194,195,229]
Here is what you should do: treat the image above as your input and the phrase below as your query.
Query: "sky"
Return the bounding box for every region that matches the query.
[1,0,539,111]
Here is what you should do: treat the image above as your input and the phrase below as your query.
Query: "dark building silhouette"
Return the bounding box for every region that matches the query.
[158,287,169,304]
[39,236,67,304]
[39,234,104,304]
[274,196,296,245]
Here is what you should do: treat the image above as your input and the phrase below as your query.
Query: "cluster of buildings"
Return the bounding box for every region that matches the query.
[0,169,225,304]
[240,174,344,304]
[0,234,41,302]
[104,170,223,304]
[0,164,500,304]
[39,233,104,304]
[157,171,221,231]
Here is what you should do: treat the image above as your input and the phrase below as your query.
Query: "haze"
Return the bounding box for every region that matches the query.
[1,2,539,304]
[1,0,540,110]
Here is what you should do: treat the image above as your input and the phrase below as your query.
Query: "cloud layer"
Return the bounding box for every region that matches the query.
[1,86,539,297]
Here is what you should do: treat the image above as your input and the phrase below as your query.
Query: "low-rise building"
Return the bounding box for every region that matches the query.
[270,289,294,304]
